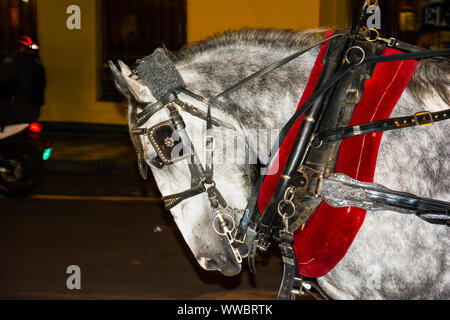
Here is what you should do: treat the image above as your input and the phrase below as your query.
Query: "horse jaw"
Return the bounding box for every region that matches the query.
[148,155,247,277]
[141,112,249,277]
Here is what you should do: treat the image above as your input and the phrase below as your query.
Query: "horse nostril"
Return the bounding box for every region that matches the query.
[205,258,218,269]
[199,257,218,270]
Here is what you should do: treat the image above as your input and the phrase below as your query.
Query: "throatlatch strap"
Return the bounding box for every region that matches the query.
[277,230,297,300]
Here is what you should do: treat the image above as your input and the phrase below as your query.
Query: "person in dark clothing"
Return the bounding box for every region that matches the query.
[0,36,46,130]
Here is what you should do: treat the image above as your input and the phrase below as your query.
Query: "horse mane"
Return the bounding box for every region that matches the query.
[168,28,449,106]
[169,28,324,63]
[409,59,450,106]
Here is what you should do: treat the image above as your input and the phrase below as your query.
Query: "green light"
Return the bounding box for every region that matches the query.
[42,148,52,161]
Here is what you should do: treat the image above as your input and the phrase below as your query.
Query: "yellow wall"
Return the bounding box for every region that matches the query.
[36,0,348,124]
[320,0,350,29]
[37,0,125,124]
[187,0,321,43]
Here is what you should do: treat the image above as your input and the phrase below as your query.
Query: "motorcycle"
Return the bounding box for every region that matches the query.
[0,122,52,196]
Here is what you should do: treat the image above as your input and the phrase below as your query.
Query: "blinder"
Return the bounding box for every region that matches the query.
[147,119,192,165]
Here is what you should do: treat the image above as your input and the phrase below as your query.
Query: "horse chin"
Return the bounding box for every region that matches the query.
[198,256,242,276]
[220,265,242,277]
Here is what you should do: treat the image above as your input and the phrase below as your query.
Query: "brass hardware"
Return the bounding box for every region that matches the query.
[414,111,434,126]
[363,28,379,42]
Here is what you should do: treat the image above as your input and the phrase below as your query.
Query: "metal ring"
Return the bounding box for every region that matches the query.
[212,213,235,236]
[363,28,379,42]
[345,46,365,66]
[277,200,296,220]
[366,0,378,6]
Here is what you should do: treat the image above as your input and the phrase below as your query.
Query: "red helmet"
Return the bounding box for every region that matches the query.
[19,35,40,51]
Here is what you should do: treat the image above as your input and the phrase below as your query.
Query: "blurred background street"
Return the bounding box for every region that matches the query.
[0,123,285,300]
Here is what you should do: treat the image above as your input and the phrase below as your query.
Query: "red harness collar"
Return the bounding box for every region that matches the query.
[257,31,419,278]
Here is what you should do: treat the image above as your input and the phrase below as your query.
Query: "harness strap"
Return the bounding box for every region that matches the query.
[205,102,214,185]
[162,184,206,210]
[258,35,353,247]
[262,48,450,182]
[277,230,297,300]
[234,176,263,243]
[364,49,450,64]
[315,108,450,143]
[377,36,450,62]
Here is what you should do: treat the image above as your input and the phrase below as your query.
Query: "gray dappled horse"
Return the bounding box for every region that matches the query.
[110,29,449,299]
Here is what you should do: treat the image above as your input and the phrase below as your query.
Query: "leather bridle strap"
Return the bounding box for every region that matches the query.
[209,32,350,104]
[277,230,298,300]
[205,101,214,185]
[364,49,450,64]
[136,101,164,126]
[315,108,450,144]
[162,184,206,209]
[234,175,263,244]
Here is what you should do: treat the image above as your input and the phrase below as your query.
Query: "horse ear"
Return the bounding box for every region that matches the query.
[117,60,131,76]
[108,60,131,100]
[116,60,153,104]
[122,73,154,104]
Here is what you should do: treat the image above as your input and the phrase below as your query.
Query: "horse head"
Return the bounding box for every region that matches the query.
[109,54,260,276]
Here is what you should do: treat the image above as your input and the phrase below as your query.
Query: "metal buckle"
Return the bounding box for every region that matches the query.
[414,111,434,126]
[387,37,397,47]
[344,88,360,105]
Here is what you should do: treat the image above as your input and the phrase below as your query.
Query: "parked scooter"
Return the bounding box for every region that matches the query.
[0,122,51,196]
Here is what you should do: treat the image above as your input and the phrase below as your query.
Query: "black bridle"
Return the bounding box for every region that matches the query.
[131,87,245,263]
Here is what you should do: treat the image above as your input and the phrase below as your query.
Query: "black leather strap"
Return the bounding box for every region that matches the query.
[205,102,214,185]
[364,49,450,64]
[136,101,164,126]
[266,48,450,170]
[316,109,450,143]
[234,175,264,243]
[277,230,297,300]
[162,184,206,209]
[388,38,450,61]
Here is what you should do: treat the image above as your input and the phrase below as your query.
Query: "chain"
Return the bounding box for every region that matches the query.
[277,186,297,232]
[208,184,243,264]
